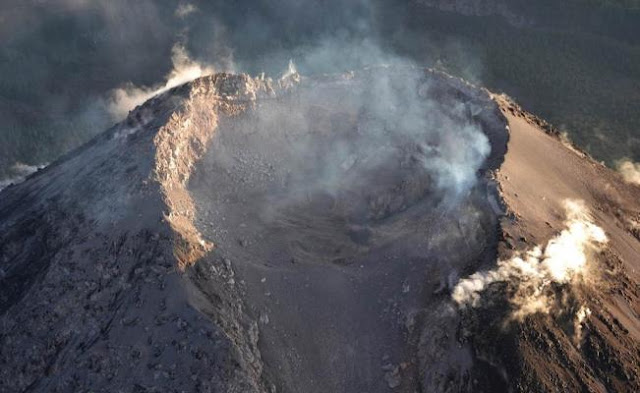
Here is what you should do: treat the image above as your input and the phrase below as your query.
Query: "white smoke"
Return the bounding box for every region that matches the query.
[616,159,640,185]
[281,59,298,80]
[175,3,198,18]
[0,163,48,191]
[574,305,591,345]
[107,43,214,120]
[452,199,607,321]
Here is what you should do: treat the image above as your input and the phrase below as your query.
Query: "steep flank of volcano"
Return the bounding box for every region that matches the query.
[453,95,640,393]
[0,72,298,393]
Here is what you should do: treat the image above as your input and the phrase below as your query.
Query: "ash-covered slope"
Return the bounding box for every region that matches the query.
[463,96,640,393]
[0,73,287,393]
[0,67,638,393]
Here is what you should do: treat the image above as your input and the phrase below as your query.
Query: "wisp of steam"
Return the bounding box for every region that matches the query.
[452,199,607,321]
[0,163,48,192]
[108,44,215,120]
[616,159,640,185]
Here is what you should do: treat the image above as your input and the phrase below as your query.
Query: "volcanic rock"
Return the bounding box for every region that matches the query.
[0,67,638,393]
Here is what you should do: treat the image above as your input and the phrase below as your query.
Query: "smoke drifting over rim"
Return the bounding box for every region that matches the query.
[452,199,608,321]
[107,43,215,120]
[0,0,461,179]
[215,65,491,210]
[0,162,47,191]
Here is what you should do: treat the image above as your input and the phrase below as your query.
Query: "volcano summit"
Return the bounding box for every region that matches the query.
[0,68,638,393]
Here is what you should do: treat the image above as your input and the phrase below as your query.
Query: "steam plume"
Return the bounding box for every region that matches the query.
[281,59,298,80]
[0,163,48,191]
[616,159,640,185]
[108,44,215,120]
[261,61,490,203]
[452,199,607,320]
[574,305,591,344]
[175,3,198,18]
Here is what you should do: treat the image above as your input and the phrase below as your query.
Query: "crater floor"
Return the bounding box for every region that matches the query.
[188,69,508,392]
